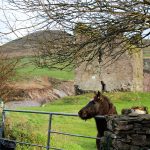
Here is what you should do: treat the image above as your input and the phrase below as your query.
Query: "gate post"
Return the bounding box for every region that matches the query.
[1,100,5,138]
[1,110,5,138]
[47,114,53,150]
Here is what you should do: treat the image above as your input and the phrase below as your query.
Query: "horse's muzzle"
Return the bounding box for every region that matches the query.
[78,110,82,117]
[78,110,87,120]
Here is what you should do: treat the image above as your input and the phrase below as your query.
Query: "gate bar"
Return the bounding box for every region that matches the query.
[3,109,105,118]
[1,111,5,138]
[50,130,101,140]
[0,138,63,150]
[3,109,78,116]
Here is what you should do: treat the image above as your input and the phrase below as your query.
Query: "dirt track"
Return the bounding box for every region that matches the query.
[5,77,75,108]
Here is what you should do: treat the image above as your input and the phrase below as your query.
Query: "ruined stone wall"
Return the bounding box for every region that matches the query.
[75,50,143,92]
[143,59,150,92]
[104,114,150,149]
[131,50,143,91]
[144,70,150,92]
[144,59,150,71]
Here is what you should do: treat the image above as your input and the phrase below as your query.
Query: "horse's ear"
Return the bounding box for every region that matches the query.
[97,91,101,97]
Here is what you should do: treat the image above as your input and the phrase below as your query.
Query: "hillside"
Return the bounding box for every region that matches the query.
[0,30,72,57]
[0,30,150,58]
[0,31,75,103]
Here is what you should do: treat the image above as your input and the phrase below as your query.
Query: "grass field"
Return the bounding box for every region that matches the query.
[5,92,150,150]
[143,48,150,58]
[144,54,150,58]
[15,57,74,81]
[143,53,150,58]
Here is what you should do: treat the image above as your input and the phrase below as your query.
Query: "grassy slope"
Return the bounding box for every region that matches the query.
[5,92,150,150]
[144,54,150,58]
[143,47,150,58]
[15,57,74,81]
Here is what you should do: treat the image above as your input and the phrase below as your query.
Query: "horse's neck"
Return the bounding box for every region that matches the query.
[94,101,117,137]
[107,104,117,115]
[94,118,107,137]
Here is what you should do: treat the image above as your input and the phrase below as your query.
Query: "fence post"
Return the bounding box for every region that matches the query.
[47,114,53,150]
[2,110,5,137]
[1,109,5,138]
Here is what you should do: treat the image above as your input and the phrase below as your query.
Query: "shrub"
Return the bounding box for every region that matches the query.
[4,117,46,150]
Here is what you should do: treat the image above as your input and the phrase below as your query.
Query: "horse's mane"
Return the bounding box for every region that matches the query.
[99,93,117,115]
[100,94,112,106]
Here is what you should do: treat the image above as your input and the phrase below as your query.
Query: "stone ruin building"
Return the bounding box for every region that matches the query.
[75,50,143,92]
[74,25,144,92]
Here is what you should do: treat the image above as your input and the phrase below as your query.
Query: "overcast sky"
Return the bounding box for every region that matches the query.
[0,0,64,45]
[0,0,149,45]
[0,0,37,45]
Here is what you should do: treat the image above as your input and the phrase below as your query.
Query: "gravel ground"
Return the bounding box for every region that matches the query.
[5,100,41,109]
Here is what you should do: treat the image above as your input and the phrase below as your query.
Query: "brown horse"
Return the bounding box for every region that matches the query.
[78,91,117,150]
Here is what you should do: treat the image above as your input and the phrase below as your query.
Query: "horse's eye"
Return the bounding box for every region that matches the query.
[92,101,96,104]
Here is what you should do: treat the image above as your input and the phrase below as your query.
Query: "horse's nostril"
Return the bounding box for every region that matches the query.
[78,110,82,116]
[79,110,87,117]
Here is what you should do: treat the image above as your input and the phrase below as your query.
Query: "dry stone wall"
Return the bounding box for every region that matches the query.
[103,114,150,150]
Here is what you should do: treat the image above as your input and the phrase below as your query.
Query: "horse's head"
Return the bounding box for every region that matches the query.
[78,91,117,120]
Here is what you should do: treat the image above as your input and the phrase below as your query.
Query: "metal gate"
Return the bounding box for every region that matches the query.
[1,109,110,150]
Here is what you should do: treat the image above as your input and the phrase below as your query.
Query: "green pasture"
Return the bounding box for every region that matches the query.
[144,54,150,58]
[4,92,150,150]
[15,57,74,81]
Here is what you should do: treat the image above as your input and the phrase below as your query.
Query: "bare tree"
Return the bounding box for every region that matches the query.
[2,0,150,69]
[0,52,18,101]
